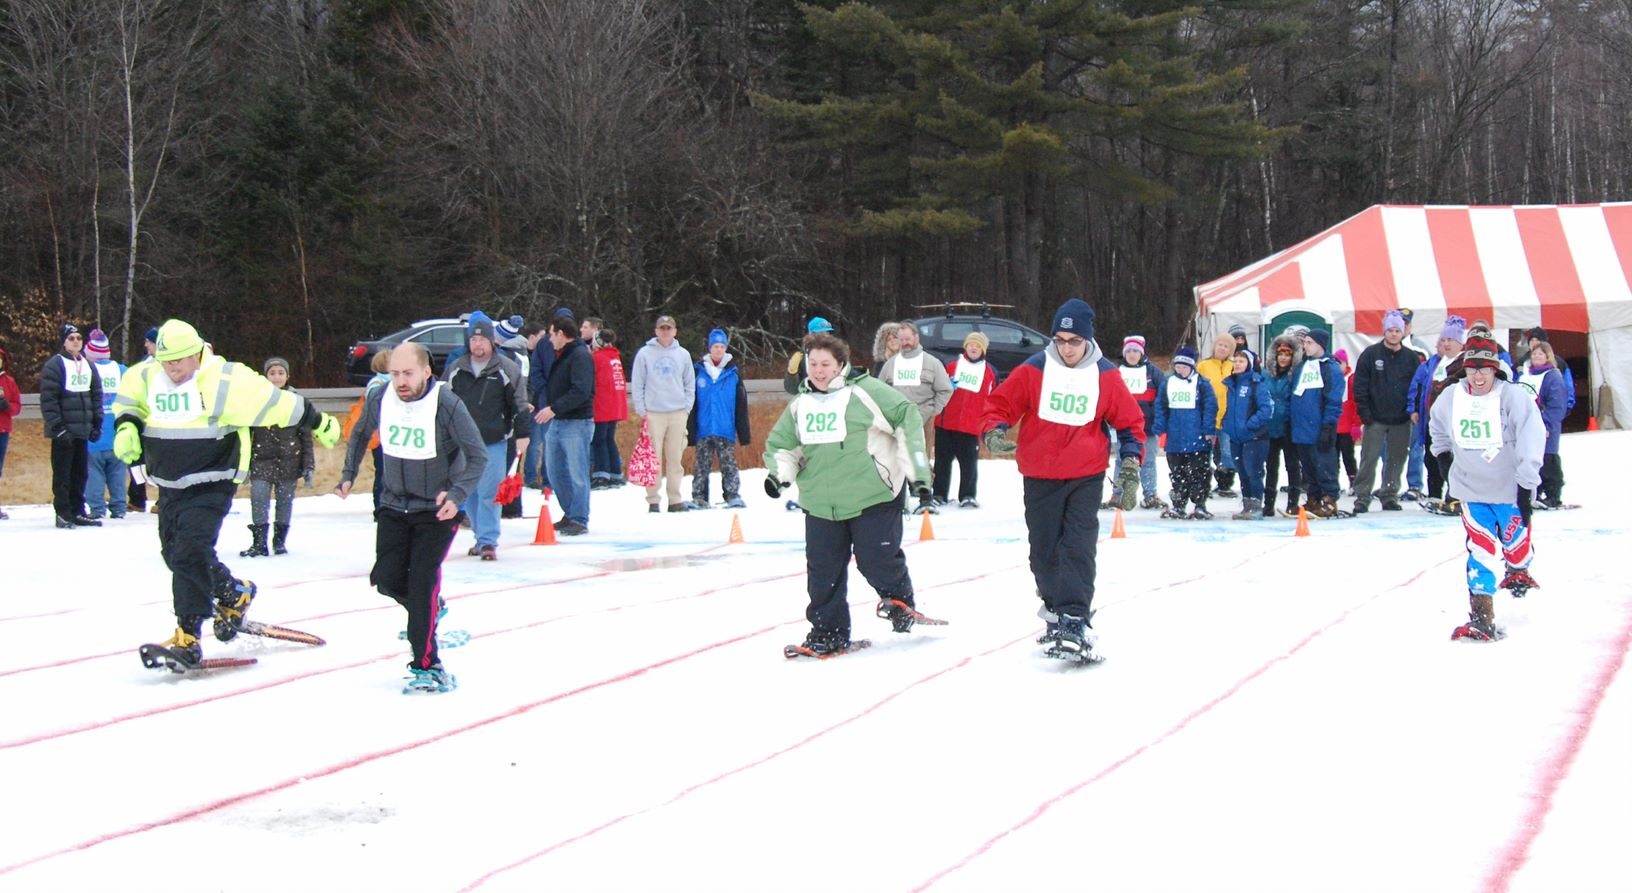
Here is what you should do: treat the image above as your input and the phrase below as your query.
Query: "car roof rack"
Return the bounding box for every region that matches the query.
[912,301,1015,319]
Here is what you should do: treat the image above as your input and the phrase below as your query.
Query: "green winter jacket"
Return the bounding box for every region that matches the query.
[764,368,931,521]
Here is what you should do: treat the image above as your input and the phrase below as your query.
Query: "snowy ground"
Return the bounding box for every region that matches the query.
[1,432,1628,892]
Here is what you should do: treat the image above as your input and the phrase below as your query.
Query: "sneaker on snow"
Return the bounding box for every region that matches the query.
[958,497,979,509]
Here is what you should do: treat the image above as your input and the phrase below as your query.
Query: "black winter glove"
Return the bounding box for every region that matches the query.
[764,477,789,500]
[1436,451,1453,480]
[0,394,8,413]
[1517,486,1533,526]
[1317,425,1335,451]
[913,481,932,501]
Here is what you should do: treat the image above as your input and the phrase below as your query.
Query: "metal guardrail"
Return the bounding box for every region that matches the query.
[13,380,793,420]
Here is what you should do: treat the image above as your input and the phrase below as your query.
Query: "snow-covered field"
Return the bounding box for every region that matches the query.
[2,432,1628,892]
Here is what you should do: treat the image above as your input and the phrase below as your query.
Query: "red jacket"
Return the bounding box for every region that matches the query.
[981,352,1148,480]
[1337,370,1361,436]
[0,347,20,436]
[935,357,998,435]
[592,346,629,423]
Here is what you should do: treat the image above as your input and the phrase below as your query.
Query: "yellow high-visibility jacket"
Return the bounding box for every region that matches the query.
[113,351,311,489]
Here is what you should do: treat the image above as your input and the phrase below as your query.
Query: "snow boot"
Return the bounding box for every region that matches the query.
[212,577,257,642]
[1451,594,1504,641]
[799,627,853,656]
[959,496,979,509]
[1189,504,1214,520]
[876,593,918,633]
[1161,501,1188,519]
[1232,498,1263,520]
[272,523,290,555]
[160,619,206,667]
[1284,491,1301,516]
[1048,613,1098,658]
[1140,494,1168,510]
[1214,468,1237,498]
[240,524,269,558]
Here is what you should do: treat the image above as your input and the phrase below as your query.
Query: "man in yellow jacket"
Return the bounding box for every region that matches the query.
[113,319,341,669]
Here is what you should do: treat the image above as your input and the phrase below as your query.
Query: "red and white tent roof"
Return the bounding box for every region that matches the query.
[1195,204,1632,335]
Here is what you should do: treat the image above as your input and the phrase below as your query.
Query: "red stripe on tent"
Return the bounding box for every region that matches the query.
[1255,262,1305,307]
[1342,208,1397,333]
[1515,208,1591,334]
[1426,208,1494,326]
[1600,204,1632,303]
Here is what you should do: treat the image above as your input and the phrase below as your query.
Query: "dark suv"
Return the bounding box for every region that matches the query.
[911,312,1048,381]
[345,317,469,384]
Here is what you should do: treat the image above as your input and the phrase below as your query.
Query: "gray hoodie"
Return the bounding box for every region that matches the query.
[878,347,955,424]
[1428,378,1545,503]
[341,382,489,514]
[630,337,696,415]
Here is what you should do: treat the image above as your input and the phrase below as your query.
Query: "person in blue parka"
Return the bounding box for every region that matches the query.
[1152,347,1218,519]
[1289,329,1346,517]
[1222,347,1274,520]
[687,328,751,508]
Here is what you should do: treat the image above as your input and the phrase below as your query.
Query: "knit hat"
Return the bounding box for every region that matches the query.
[1122,335,1146,355]
[963,331,990,353]
[1462,335,1503,370]
[154,319,206,362]
[60,323,81,346]
[1284,324,1310,339]
[1334,348,1349,365]
[1307,329,1330,352]
[263,356,291,376]
[1172,346,1198,369]
[1440,315,1467,344]
[1050,297,1095,338]
[144,326,159,345]
[467,311,497,344]
[1228,323,1248,338]
[85,329,111,361]
[495,315,522,341]
[1524,326,1548,343]
[807,316,834,334]
[1383,310,1406,332]
[1234,347,1258,370]
[707,327,729,348]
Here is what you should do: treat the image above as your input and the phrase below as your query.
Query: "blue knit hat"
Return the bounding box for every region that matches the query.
[1308,329,1330,352]
[1172,346,1198,369]
[144,326,159,345]
[1050,297,1095,338]
[807,316,834,334]
[708,327,729,348]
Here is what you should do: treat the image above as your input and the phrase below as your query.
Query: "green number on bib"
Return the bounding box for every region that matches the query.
[1458,419,1491,440]
[1049,393,1089,415]
[412,428,426,449]
[804,412,838,434]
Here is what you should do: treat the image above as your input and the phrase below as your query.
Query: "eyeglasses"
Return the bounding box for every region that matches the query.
[1052,335,1087,347]
[65,334,82,341]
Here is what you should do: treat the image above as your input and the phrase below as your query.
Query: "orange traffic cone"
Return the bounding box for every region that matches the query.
[1294,507,1310,538]
[1587,416,1599,431]
[532,500,557,546]
[1110,508,1127,539]
[919,512,935,542]
[728,513,745,545]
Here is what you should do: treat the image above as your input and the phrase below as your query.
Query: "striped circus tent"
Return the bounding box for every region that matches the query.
[1195,203,1632,428]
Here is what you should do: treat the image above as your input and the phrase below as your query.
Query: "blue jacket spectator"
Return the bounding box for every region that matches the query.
[1288,350,1344,445]
[1152,364,1218,455]
[1222,366,1273,443]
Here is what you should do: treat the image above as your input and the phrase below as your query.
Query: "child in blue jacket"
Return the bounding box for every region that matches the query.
[687,328,751,508]
[1152,348,1219,519]
[1222,348,1274,520]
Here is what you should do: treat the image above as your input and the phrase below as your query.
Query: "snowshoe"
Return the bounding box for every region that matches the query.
[724,496,747,509]
[1140,494,1168,511]
[1500,568,1539,598]
[913,499,940,515]
[1188,507,1214,521]
[875,597,949,633]
[403,664,457,694]
[1420,498,1462,517]
[1161,504,1189,520]
[783,638,871,660]
[1043,613,1103,664]
[1450,615,1505,642]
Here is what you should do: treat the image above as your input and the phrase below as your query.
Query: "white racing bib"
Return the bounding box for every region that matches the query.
[1165,375,1198,410]
[96,361,122,398]
[952,357,986,393]
[1293,358,1325,396]
[63,357,94,394]
[1119,366,1147,396]
[891,353,925,388]
[145,371,207,426]
[795,387,853,446]
[1450,385,1502,452]
[381,380,441,460]
[1432,358,1450,382]
[1037,354,1101,427]
[1518,369,1547,399]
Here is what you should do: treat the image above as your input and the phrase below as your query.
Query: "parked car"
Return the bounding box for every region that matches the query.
[345,317,469,384]
[911,309,1049,381]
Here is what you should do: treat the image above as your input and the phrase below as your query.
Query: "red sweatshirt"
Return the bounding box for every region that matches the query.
[981,351,1148,480]
[0,347,20,435]
[935,357,998,435]
[592,346,629,423]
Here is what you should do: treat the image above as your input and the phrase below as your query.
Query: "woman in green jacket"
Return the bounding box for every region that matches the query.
[764,333,934,657]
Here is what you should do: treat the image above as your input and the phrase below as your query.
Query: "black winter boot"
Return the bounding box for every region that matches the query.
[239,524,269,558]
[272,523,290,556]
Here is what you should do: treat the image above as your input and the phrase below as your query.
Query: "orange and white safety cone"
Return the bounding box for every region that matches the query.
[1294,507,1311,538]
[1110,509,1127,539]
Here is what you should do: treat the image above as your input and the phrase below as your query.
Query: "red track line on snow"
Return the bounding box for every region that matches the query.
[0,608,76,623]
[911,555,1458,892]
[1483,598,1632,893]
[0,572,369,625]
[459,629,1040,891]
[0,559,1019,877]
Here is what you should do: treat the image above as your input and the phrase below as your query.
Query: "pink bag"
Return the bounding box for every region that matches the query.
[627,418,659,488]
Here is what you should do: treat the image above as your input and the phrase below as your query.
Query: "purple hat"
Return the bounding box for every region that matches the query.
[1334,348,1349,364]
[86,329,112,361]
[1383,310,1406,332]
[1440,315,1467,344]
